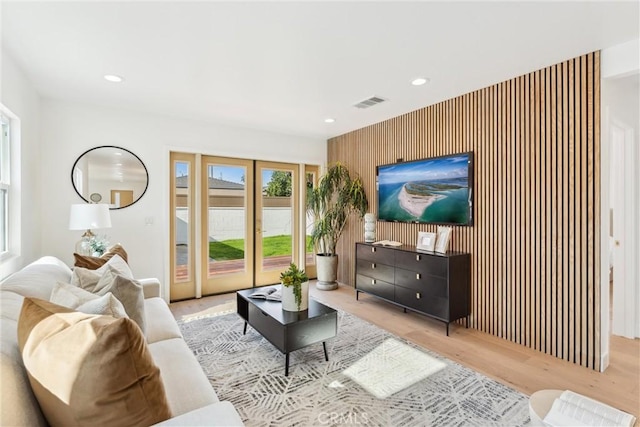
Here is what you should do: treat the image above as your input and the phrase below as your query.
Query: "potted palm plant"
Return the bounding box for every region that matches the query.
[280,263,309,311]
[307,162,368,290]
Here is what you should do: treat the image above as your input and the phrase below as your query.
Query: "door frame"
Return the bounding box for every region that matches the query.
[303,164,320,278]
[169,152,198,301]
[609,120,638,339]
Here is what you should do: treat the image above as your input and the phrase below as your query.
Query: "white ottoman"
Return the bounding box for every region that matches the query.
[529,389,563,426]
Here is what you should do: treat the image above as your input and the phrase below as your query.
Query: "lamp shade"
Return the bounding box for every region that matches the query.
[69,204,112,230]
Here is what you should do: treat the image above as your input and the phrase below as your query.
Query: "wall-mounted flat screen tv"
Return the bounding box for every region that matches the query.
[377,152,474,226]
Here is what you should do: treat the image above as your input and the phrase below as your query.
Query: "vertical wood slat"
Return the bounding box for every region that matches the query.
[545,66,553,356]
[580,55,588,368]
[575,57,583,365]
[562,61,570,361]
[551,64,558,358]
[327,52,601,369]
[534,70,541,351]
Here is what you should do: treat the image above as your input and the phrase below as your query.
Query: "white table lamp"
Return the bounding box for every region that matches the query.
[69,203,112,255]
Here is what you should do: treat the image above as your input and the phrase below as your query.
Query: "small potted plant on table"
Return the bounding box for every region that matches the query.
[280,263,309,311]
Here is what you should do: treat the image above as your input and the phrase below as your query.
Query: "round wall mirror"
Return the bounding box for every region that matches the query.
[71,146,149,209]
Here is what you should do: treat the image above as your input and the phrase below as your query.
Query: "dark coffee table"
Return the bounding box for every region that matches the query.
[236,286,337,376]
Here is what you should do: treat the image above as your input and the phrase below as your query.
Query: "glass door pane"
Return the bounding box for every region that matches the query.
[255,161,299,285]
[305,165,319,278]
[201,156,254,294]
[170,152,196,301]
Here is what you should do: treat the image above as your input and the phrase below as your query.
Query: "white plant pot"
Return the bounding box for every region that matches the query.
[281,281,309,311]
[316,254,338,291]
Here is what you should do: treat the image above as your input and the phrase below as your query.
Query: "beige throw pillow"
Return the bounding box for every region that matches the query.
[70,267,101,291]
[71,254,133,290]
[96,254,133,278]
[50,282,128,319]
[17,298,172,427]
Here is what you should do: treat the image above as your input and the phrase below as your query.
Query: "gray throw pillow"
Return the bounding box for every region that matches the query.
[92,267,146,334]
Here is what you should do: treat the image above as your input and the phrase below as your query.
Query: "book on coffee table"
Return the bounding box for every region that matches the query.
[248,287,282,301]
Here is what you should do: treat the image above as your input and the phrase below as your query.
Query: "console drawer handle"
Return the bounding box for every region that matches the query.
[372,247,376,253]
[416,273,421,280]
[416,254,421,261]
[372,263,376,269]
[371,279,376,285]
[416,292,421,300]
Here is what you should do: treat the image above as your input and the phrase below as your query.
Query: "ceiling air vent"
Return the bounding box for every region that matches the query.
[354,96,386,109]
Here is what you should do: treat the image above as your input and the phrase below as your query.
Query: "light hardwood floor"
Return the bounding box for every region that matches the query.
[170,283,640,419]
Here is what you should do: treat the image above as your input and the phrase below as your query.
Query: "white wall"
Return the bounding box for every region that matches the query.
[0,51,41,279]
[38,99,326,285]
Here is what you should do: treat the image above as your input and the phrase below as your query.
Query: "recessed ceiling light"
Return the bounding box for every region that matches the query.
[104,74,124,83]
[411,77,430,86]
[324,118,335,123]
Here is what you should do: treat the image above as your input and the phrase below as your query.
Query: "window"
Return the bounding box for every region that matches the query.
[0,112,9,254]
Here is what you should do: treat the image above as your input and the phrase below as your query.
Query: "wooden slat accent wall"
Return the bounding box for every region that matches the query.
[328,52,601,369]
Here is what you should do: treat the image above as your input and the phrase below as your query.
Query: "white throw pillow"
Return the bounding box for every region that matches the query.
[76,293,128,318]
[50,282,128,318]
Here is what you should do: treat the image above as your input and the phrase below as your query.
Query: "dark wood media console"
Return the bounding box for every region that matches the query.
[355,242,471,335]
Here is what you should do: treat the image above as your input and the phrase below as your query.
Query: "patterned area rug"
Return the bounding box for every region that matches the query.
[178,308,530,426]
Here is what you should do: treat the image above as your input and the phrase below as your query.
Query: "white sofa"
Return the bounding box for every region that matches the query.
[0,256,243,426]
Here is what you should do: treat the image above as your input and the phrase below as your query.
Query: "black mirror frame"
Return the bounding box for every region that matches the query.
[71,145,149,210]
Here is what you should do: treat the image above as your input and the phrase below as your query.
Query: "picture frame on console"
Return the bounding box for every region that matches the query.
[416,231,436,251]
[435,226,452,254]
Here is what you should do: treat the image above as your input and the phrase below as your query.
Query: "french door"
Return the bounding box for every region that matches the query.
[201,156,255,294]
[169,153,308,300]
[255,161,300,285]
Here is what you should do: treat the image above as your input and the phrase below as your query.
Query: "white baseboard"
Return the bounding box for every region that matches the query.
[600,351,610,372]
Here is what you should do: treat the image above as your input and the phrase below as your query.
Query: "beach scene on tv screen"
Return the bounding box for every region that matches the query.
[378,154,471,224]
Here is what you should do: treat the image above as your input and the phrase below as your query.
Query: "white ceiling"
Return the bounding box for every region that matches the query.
[1,1,638,139]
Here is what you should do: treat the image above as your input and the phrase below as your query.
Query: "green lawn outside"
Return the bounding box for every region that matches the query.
[209,235,313,260]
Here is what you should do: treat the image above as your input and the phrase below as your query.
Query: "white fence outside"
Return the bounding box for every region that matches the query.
[176,208,312,244]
